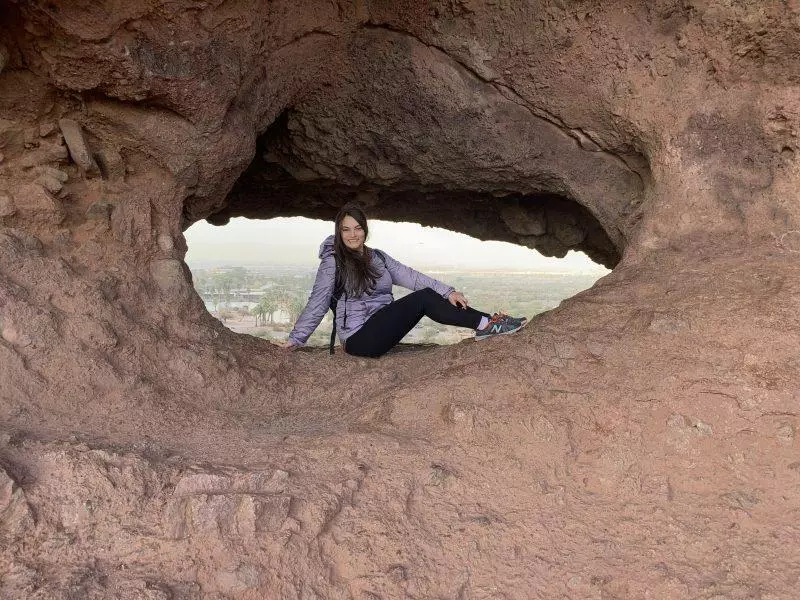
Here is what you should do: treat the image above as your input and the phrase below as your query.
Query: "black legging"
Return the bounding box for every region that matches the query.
[344,287,490,358]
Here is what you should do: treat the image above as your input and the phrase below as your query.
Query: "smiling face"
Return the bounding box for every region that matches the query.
[339,214,366,253]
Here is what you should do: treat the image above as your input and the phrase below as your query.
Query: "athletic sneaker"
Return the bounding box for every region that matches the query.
[475,313,527,340]
[493,312,527,327]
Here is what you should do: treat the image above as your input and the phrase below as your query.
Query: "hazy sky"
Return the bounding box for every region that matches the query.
[185,217,609,273]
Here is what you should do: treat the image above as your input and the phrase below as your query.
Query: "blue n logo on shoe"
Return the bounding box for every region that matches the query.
[491,324,503,333]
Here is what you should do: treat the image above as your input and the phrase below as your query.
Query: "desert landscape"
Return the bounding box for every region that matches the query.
[1,1,800,598]
[190,264,605,346]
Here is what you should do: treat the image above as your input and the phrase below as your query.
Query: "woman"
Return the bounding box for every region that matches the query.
[281,205,527,357]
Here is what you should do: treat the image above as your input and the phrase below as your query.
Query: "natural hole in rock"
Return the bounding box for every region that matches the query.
[185,217,609,347]
[181,109,624,348]
[185,111,624,271]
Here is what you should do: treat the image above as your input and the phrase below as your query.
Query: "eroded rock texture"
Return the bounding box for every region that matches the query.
[1,1,800,598]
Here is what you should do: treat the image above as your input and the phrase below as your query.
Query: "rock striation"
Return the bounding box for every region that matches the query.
[1,0,800,598]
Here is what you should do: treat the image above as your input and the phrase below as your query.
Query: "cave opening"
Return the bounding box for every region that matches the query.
[180,111,625,350]
[184,216,609,348]
[184,112,624,271]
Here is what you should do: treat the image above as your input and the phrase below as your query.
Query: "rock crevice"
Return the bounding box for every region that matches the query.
[1,1,800,597]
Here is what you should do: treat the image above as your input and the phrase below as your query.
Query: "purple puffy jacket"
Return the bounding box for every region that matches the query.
[288,235,454,346]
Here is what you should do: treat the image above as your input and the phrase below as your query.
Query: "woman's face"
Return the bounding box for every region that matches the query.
[340,214,366,253]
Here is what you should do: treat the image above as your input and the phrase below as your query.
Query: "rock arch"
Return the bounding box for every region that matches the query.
[1,1,799,597]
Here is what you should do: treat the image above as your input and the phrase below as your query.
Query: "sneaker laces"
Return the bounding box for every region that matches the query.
[493,312,526,322]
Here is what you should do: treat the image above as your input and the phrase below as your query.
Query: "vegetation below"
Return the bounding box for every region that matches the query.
[189,264,607,346]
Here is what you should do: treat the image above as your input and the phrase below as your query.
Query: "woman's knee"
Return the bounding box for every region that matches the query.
[402,288,437,307]
[418,287,442,302]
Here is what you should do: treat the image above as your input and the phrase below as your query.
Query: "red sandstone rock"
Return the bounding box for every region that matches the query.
[0,192,15,218]
[58,118,99,176]
[0,1,799,598]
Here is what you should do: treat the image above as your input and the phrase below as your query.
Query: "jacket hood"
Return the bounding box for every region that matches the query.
[318,234,335,259]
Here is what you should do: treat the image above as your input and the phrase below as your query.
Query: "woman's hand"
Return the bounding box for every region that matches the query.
[448,290,469,309]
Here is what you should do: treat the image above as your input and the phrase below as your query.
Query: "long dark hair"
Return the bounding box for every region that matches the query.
[334,205,380,297]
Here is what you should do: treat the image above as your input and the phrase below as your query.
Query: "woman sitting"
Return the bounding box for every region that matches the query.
[281,205,527,358]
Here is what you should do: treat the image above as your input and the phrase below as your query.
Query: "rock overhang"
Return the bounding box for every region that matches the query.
[1,2,800,597]
[184,27,651,269]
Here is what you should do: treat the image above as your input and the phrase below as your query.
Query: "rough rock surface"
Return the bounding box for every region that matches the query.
[1,1,800,598]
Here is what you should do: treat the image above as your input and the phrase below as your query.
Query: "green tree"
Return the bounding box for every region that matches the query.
[287,295,306,323]
[251,293,278,326]
[250,303,265,327]
[211,270,236,306]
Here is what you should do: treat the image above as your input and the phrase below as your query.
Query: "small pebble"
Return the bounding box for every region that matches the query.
[39,122,56,137]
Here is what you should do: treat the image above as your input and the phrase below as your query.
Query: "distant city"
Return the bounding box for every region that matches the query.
[189,263,607,347]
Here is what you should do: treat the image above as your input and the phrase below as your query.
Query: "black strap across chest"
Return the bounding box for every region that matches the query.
[329,249,387,355]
